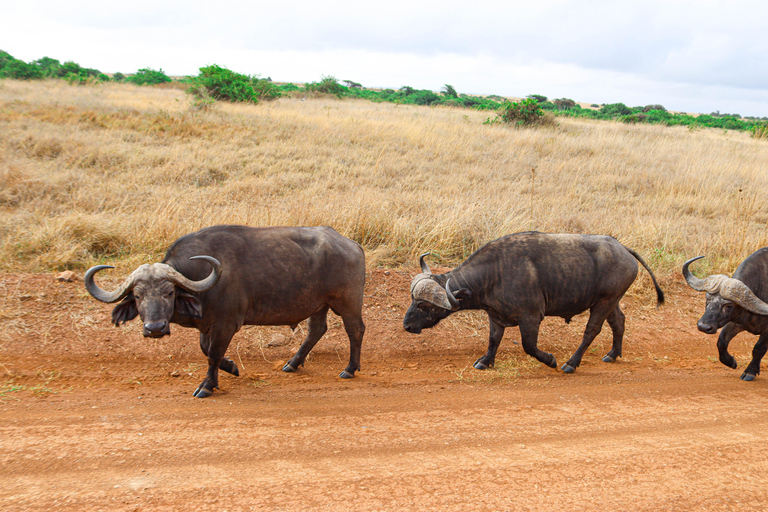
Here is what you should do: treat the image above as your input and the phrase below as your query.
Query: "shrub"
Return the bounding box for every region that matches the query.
[307,75,345,96]
[527,94,547,103]
[31,57,61,77]
[553,98,576,110]
[600,103,632,117]
[126,67,172,86]
[750,124,768,139]
[642,104,666,113]
[488,98,544,127]
[409,89,440,105]
[442,84,458,98]
[112,72,126,82]
[186,64,279,104]
[0,59,43,79]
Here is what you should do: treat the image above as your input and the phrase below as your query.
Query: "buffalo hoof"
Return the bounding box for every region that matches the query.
[728,360,738,369]
[741,372,757,382]
[339,370,355,379]
[602,355,616,363]
[561,364,576,374]
[473,359,491,370]
[547,356,558,369]
[282,363,297,373]
[193,386,214,398]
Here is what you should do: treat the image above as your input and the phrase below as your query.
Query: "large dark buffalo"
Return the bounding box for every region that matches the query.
[85,225,366,397]
[403,232,664,373]
[683,249,768,381]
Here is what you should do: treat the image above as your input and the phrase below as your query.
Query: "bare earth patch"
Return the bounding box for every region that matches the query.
[2,269,767,511]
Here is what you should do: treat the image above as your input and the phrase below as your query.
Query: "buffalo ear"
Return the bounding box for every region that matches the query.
[454,288,472,300]
[175,291,203,319]
[111,294,138,326]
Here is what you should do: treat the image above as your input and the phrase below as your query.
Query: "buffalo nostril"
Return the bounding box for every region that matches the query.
[697,322,716,334]
[144,321,167,334]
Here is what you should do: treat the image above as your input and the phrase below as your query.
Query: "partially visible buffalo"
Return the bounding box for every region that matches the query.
[85,225,366,397]
[403,232,664,373]
[683,249,768,381]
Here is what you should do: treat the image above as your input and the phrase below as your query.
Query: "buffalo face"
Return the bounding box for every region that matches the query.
[85,256,221,337]
[403,300,452,333]
[403,255,466,333]
[697,294,739,334]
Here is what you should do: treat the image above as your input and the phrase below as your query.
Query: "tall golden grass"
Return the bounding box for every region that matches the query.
[1,79,767,275]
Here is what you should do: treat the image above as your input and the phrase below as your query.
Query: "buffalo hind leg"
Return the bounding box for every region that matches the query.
[283,307,329,374]
[562,302,614,373]
[194,325,238,398]
[520,319,557,368]
[474,318,505,370]
[339,312,365,379]
[742,332,768,381]
[602,305,625,363]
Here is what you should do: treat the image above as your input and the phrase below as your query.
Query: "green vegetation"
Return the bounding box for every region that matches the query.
[484,98,545,127]
[126,67,172,86]
[1,49,766,132]
[186,64,281,104]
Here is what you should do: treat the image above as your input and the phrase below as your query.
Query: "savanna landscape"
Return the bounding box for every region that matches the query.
[2,79,768,511]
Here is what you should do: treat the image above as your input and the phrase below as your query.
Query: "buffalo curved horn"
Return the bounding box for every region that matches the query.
[682,256,709,291]
[445,278,460,311]
[682,256,768,316]
[84,264,134,303]
[157,256,222,293]
[719,280,768,316]
[419,253,432,274]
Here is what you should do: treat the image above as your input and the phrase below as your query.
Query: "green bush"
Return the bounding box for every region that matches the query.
[752,124,768,140]
[600,103,632,117]
[487,98,544,127]
[307,75,345,96]
[0,59,43,79]
[31,57,61,77]
[442,84,458,98]
[186,64,280,104]
[126,67,172,86]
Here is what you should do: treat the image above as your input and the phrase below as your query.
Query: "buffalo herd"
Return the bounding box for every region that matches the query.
[84,225,768,397]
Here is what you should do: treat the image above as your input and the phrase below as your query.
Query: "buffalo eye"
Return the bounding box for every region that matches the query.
[166,290,174,298]
[133,292,143,301]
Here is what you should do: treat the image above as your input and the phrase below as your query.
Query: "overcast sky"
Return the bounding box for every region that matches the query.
[2,1,767,117]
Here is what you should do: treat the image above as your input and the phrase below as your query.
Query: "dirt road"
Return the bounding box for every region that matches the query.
[2,270,768,510]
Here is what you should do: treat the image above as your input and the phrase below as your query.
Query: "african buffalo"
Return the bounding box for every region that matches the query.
[85,225,366,397]
[403,232,664,373]
[683,249,768,381]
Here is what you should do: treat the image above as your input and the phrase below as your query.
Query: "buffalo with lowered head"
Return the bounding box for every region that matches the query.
[683,248,768,381]
[403,232,664,373]
[85,225,366,397]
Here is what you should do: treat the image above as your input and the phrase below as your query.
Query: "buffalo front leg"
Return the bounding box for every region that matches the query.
[717,322,744,370]
[520,319,557,368]
[602,305,626,363]
[283,307,329,374]
[474,318,505,370]
[741,332,768,381]
[194,326,237,398]
[199,334,239,376]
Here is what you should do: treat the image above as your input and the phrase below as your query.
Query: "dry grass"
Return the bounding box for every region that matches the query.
[1,79,767,275]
